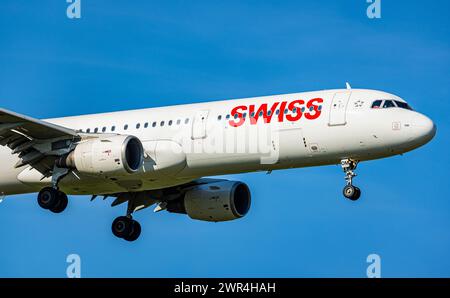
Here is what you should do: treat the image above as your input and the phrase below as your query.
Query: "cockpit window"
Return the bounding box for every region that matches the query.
[371,100,382,109]
[383,100,396,108]
[394,100,413,110]
[372,99,414,110]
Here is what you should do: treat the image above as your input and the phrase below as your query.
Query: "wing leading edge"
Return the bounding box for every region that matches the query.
[0,108,79,175]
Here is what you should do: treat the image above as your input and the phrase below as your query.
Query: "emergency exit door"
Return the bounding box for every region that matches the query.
[192,110,209,139]
[328,91,351,126]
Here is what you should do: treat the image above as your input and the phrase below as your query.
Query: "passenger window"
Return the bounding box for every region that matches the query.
[371,100,382,109]
[217,115,222,121]
[144,122,148,128]
[94,128,98,133]
[160,121,165,126]
[383,100,395,108]
[111,126,115,132]
[168,120,173,126]
[152,122,156,127]
[177,119,181,125]
[136,123,140,129]
[102,127,106,132]
[86,128,91,133]
[185,118,189,124]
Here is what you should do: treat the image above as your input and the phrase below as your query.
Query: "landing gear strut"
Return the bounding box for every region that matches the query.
[341,159,361,201]
[111,200,141,241]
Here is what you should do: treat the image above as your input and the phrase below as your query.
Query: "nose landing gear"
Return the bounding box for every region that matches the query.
[341,159,361,201]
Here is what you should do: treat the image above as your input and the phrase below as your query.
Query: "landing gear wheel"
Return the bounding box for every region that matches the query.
[111,216,142,241]
[112,216,132,239]
[112,199,143,241]
[49,191,68,213]
[343,185,361,201]
[123,220,141,242]
[37,187,59,209]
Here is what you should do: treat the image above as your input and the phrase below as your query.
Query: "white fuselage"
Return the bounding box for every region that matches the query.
[0,89,436,195]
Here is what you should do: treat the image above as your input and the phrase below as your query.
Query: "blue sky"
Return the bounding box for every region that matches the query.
[0,0,449,277]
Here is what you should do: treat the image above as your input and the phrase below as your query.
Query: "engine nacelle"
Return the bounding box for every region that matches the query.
[167,181,251,222]
[56,135,144,176]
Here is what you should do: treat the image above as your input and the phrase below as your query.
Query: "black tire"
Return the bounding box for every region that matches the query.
[37,187,59,209]
[112,216,132,238]
[343,185,361,201]
[123,220,141,242]
[353,187,361,200]
[343,185,355,199]
[49,191,68,213]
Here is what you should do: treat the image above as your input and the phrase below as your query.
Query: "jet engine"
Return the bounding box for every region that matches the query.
[56,135,144,176]
[166,181,251,222]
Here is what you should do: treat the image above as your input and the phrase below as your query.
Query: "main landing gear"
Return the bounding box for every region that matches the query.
[111,200,141,242]
[341,158,361,201]
[112,216,141,242]
[37,167,70,213]
[37,187,68,213]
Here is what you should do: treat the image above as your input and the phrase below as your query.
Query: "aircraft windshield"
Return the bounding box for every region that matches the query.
[394,100,413,110]
[383,100,396,108]
[371,99,413,111]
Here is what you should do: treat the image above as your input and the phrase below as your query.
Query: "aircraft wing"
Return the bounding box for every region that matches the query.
[0,108,78,139]
[0,108,79,176]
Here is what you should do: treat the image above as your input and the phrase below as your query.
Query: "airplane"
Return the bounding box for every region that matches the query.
[0,85,436,241]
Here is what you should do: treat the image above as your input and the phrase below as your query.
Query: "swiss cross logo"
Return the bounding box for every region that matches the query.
[228,98,323,127]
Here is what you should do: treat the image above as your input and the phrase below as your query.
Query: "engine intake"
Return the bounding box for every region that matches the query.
[167,181,251,222]
[56,135,144,176]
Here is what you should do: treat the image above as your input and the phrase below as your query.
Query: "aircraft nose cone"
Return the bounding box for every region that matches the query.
[412,114,436,144]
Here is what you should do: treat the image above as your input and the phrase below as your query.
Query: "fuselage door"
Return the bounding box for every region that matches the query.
[192,110,209,139]
[328,91,351,126]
